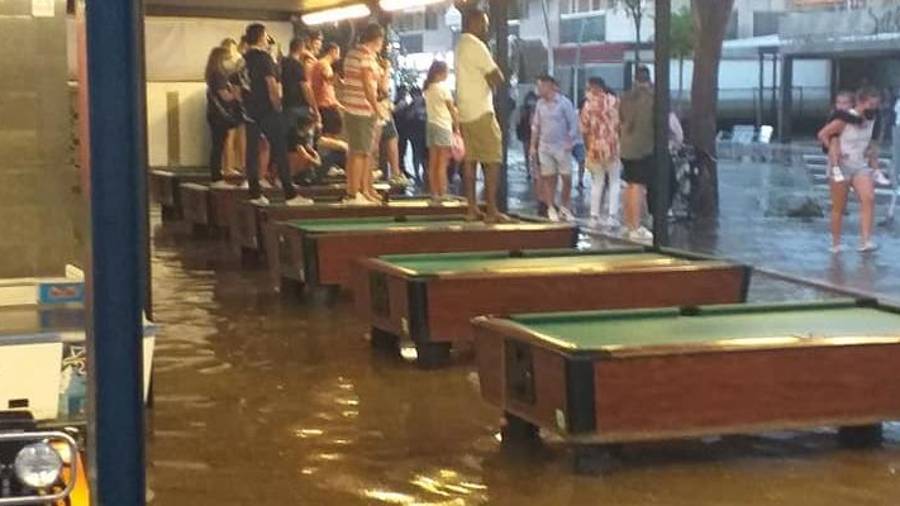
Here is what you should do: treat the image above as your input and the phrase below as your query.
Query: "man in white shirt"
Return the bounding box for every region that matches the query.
[455,8,507,222]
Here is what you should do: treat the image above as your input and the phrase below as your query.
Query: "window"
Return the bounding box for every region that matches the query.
[425,5,440,30]
[394,11,424,32]
[399,33,424,53]
[560,0,608,15]
[753,11,781,37]
[559,14,606,43]
[509,0,530,20]
[395,6,441,32]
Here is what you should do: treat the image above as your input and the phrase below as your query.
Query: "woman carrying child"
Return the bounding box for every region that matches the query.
[818,87,884,253]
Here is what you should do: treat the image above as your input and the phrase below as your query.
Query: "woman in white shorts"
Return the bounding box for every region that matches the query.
[423,60,459,203]
[817,86,882,253]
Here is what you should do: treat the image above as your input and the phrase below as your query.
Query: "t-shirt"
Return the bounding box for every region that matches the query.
[311,60,338,108]
[243,48,278,120]
[619,85,654,160]
[281,57,307,110]
[454,33,498,123]
[424,82,454,131]
[342,45,378,117]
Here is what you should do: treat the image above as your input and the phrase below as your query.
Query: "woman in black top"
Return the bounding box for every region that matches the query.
[205,46,241,185]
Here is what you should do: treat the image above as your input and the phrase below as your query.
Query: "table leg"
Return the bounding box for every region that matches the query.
[838,423,883,449]
[415,342,451,369]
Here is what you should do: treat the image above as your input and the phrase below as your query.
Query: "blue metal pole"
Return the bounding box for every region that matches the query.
[85,0,147,503]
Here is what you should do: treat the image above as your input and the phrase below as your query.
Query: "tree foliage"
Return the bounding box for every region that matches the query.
[616,0,651,65]
[669,6,694,60]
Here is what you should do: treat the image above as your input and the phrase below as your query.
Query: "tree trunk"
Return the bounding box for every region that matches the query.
[634,15,642,65]
[689,0,734,218]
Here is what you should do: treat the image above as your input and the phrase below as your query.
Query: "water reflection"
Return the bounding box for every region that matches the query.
[147,213,900,506]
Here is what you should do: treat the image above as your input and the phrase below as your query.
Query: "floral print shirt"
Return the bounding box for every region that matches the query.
[579,89,620,166]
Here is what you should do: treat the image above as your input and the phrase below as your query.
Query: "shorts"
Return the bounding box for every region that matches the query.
[320,106,343,136]
[622,156,654,186]
[426,123,453,147]
[381,118,398,141]
[840,165,875,181]
[345,113,377,154]
[538,150,573,177]
[460,112,502,164]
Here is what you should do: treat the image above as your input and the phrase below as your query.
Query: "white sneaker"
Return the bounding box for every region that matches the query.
[284,195,314,207]
[627,226,653,244]
[259,180,274,189]
[829,244,845,254]
[858,241,879,253]
[372,170,383,180]
[327,166,345,177]
[249,196,270,206]
[874,170,891,186]
[209,180,232,189]
[390,175,411,186]
[238,180,250,189]
[546,206,560,222]
[558,207,575,222]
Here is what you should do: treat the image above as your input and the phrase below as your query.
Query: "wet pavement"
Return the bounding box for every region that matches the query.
[146,164,900,505]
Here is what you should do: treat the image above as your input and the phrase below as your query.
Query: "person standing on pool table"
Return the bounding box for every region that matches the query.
[242,23,312,207]
[455,7,508,223]
[342,23,387,206]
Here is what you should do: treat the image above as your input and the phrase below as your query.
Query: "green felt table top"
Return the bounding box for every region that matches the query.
[264,197,468,210]
[285,215,569,233]
[504,300,900,355]
[380,251,709,275]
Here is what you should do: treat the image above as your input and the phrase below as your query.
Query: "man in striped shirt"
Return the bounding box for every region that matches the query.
[342,23,386,205]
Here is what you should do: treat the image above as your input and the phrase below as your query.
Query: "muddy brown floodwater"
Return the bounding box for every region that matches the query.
[146,216,900,506]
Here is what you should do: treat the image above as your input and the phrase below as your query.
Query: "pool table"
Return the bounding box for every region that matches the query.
[181,181,407,236]
[275,216,578,293]
[149,169,208,221]
[474,299,900,460]
[354,249,751,366]
[231,195,473,265]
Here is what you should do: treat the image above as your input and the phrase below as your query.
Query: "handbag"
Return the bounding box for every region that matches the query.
[207,89,243,129]
[450,131,466,162]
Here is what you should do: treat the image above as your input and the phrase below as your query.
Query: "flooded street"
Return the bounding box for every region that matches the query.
[145,212,900,505]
